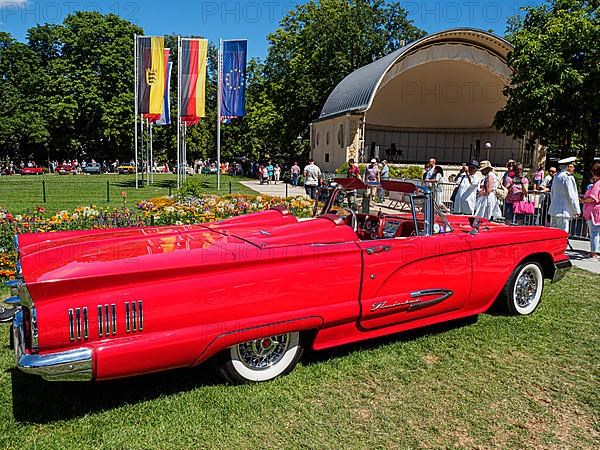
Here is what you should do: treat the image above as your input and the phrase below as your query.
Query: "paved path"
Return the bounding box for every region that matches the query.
[241,180,308,198]
[566,239,600,274]
[241,180,599,275]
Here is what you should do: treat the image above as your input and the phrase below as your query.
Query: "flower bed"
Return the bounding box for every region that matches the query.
[0,194,314,281]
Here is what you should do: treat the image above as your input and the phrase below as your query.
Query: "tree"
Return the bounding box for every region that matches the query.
[0,34,50,161]
[495,0,599,190]
[264,0,426,160]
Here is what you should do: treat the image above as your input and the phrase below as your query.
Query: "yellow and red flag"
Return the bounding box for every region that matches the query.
[180,39,208,125]
[137,37,166,115]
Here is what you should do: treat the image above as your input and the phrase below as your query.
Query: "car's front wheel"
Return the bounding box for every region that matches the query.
[219,332,303,383]
[503,261,544,315]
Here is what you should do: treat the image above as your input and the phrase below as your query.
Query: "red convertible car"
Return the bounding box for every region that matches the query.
[4,180,571,383]
[20,166,44,175]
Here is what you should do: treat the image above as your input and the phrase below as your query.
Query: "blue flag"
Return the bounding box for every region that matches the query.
[157,61,172,125]
[221,40,247,120]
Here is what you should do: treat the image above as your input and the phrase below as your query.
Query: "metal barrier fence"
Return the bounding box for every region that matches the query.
[389,178,590,240]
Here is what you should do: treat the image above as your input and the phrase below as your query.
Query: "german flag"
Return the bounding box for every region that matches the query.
[180,39,208,124]
[137,37,166,115]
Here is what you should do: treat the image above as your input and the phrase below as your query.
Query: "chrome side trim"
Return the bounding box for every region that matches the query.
[76,308,81,340]
[125,302,131,333]
[138,300,143,331]
[408,289,454,311]
[104,305,110,335]
[83,307,88,339]
[13,310,93,382]
[132,301,137,332]
[68,309,74,342]
[111,304,117,335]
[97,305,103,336]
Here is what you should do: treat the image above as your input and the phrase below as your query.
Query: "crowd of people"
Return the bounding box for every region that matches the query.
[296,155,599,260]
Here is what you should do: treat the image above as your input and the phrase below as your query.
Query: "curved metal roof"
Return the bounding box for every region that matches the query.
[318,28,513,121]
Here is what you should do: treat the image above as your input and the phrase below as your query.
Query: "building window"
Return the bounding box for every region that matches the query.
[316,133,320,146]
[325,153,330,163]
[326,131,330,146]
[338,124,344,147]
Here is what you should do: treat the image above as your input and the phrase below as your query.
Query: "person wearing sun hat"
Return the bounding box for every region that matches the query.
[548,156,580,232]
[475,160,502,220]
[453,160,482,215]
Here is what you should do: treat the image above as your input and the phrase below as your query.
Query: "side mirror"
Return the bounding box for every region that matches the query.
[468,217,481,235]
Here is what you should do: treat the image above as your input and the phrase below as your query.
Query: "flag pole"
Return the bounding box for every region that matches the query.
[140,115,145,187]
[181,122,187,183]
[134,34,139,189]
[217,38,222,191]
[176,36,181,189]
[149,121,153,184]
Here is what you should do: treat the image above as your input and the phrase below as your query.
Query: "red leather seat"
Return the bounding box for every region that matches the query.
[395,221,416,237]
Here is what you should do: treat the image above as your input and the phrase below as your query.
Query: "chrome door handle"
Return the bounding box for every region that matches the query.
[366,245,392,255]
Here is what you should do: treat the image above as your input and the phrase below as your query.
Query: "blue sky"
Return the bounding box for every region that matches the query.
[1,0,544,59]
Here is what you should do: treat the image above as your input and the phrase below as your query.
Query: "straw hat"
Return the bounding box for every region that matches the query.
[480,160,494,172]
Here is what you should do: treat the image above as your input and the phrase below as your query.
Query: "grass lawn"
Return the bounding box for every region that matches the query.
[0,269,598,448]
[0,174,257,214]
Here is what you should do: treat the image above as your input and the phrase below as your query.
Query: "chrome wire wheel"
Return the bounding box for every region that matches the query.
[509,262,544,315]
[237,335,290,371]
[222,331,303,383]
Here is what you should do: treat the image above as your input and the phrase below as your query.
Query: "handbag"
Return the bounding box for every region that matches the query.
[513,200,535,215]
[450,175,464,203]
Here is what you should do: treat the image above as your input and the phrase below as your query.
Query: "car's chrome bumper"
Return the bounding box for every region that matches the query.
[552,259,572,283]
[12,310,93,381]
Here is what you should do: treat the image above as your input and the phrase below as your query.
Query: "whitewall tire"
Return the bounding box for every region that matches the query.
[219,332,303,383]
[503,262,544,315]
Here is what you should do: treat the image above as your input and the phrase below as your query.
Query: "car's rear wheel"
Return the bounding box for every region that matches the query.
[218,332,303,383]
[503,261,544,315]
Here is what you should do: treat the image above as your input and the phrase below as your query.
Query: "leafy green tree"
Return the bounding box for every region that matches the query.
[495,0,599,190]
[264,0,425,160]
[0,34,50,161]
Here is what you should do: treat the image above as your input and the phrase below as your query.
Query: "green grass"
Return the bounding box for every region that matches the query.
[0,174,257,214]
[0,269,598,449]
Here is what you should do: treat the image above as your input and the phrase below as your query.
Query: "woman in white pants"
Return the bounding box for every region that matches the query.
[475,161,502,220]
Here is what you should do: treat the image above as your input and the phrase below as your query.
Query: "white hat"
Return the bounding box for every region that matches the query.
[558,156,576,164]
[370,159,377,163]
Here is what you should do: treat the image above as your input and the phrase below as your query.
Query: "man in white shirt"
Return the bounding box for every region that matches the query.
[303,159,321,200]
[452,160,482,215]
[549,157,580,233]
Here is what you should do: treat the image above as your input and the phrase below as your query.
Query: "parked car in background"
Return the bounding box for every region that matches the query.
[117,165,135,174]
[83,163,102,175]
[20,167,44,175]
[4,180,571,384]
[201,166,218,174]
[55,164,75,175]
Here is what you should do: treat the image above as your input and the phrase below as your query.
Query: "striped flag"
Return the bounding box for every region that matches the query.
[137,37,166,115]
[145,49,171,124]
[180,39,208,125]
[156,60,172,125]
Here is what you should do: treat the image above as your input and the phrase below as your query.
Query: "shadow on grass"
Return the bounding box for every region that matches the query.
[302,315,479,365]
[10,361,222,424]
[10,315,480,424]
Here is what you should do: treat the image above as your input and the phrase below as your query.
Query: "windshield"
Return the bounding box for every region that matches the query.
[314,180,451,238]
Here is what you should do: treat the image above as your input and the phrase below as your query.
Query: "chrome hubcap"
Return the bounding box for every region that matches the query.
[515,268,538,307]
[237,334,289,370]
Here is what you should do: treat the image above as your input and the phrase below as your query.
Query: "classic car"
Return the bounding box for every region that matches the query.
[4,179,571,383]
[20,166,45,175]
[83,163,102,175]
[55,164,75,175]
[117,165,135,174]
